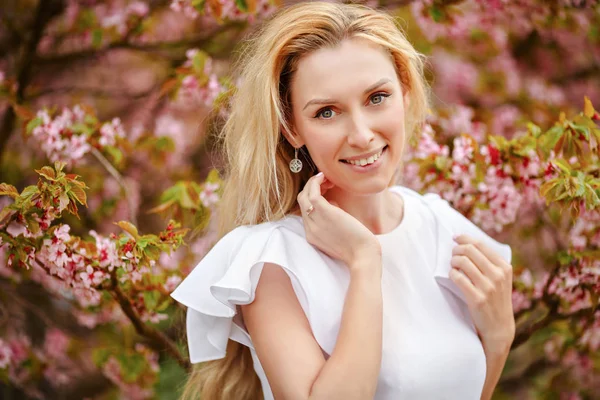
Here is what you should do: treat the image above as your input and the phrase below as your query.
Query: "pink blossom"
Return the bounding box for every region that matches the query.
[170,0,199,19]
[163,275,182,292]
[525,77,566,106]
[413,124,450,159]
[512,290,532,314]
[128,1,149,18]
[200,182,220,207]
[43,329,70,360]
[99,117,125,147]
[579,312,600,351]
[451,136,475,164]
[89,230,122,270]
[6,221,28,238]
[491,105,522,138]
[430,50,480,104]
[0,338,12,368]
[29,106,94,167]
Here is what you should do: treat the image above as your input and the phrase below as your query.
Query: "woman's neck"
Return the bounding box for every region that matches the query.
[324,186,404,235]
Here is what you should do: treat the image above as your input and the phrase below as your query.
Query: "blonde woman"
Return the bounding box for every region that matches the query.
[171,2,516,399]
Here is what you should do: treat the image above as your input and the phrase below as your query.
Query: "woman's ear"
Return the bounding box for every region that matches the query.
[403,91,411,110]
[281,126,304,149]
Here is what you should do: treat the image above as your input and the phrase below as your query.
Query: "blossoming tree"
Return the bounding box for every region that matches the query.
[0,0,598,399]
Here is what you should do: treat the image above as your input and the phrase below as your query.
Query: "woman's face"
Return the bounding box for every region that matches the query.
[289,37,409,195]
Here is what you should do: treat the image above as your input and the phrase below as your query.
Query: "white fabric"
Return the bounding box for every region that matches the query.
[170,185,512,399]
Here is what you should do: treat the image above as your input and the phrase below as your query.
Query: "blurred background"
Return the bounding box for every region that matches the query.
[0,0,599,399]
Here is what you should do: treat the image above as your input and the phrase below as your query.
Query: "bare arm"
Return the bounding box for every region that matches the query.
[479,344,511,400]
[242,255,382,400]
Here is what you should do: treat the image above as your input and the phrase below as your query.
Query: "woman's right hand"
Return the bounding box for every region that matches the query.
[297,172,381,270]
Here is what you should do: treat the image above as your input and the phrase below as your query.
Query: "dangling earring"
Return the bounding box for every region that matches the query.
[289,147,303,173]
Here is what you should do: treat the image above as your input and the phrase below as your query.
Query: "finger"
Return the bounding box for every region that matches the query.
[452,242,499,281]
[450,255,493,293]
[306,173,329,210]
[296,190,313,218]
[454,234,511,270]
[449,268,484,306]
[321,176,335,195]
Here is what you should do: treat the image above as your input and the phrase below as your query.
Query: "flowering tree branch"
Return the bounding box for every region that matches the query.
[106,271,191,372]
[0,0,66,164]
[513,304,599,349]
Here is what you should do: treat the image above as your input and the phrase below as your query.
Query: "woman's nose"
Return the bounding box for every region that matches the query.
[346,114,375,148]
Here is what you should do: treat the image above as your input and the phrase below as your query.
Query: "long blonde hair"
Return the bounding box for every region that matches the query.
[180,2,430,399]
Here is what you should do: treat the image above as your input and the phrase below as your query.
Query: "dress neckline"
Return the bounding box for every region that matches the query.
[284,185,408,237]
[375,185,407,238]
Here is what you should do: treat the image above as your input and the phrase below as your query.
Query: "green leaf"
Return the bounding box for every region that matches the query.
[104,146,123,167]
[527,122,542,138]
[191,0,206,12]
[0,183,19,198]
[25,116,43,135]
[235,0,248,12]
[541,125,564,151]
[115,221,139,239]
[143,244,162,260]
[35,166,56,181]
[20,185,38,201]
[192,52,208,75]
[584,96,596,118]
[69,185,88,206]
[428,6,445,23]
[92,29,103,48]
[117,353,146,383]
[92,348,112,367]
[143,290,160,310]
[551,159,571,174]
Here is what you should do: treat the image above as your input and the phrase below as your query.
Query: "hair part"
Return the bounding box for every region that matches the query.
[180,3,430,399]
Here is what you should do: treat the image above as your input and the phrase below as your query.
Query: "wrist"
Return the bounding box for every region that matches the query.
[348,252,382,278]
[351,242,382,264]
[482,337,512,357]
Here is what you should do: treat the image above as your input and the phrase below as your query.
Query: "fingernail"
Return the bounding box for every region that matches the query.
[452,234,459,241]
[316,172,323,177]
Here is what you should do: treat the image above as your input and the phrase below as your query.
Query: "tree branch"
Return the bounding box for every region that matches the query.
[90,147,138,226]
[108,271,191,372]
[35,23,244,66]
[0,0,66,165]
[512,304,598,349]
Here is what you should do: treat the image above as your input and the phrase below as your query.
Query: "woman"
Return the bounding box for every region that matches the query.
[171,2,516,399]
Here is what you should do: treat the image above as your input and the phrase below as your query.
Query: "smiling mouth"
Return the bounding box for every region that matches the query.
[340,145,387,166]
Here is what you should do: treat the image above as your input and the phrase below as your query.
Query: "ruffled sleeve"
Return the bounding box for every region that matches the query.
[422,192,512,304]
[169,221,311,363]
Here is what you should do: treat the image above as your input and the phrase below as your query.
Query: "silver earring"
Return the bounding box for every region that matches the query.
[289,147,303,173]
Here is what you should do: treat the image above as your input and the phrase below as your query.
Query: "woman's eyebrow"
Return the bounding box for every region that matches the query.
[302,77,392,111]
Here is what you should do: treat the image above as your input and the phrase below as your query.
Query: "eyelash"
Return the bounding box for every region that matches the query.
[313,92,391,119]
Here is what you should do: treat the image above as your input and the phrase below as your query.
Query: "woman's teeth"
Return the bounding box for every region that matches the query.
[344,148,384,166]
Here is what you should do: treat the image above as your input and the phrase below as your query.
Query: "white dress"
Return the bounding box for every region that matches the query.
[170,185,512,400]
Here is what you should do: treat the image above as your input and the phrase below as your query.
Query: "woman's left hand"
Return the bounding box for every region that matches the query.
[450,234,515,354]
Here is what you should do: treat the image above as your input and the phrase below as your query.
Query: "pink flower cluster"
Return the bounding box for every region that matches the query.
[404,105,560,232]
[100,1,149,35]
[569,208,600,249]
[0,329,79,393]
[0,338,12,369]
[101,344,159,400]
[175,49,223,109]
[200,182,219,207]
[31,106,91,167]
[30,106,126,168]
[170,0,276,22]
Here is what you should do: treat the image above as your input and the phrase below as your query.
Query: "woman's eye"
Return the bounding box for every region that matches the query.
[315,108,335,119]
[370,92,390,105]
